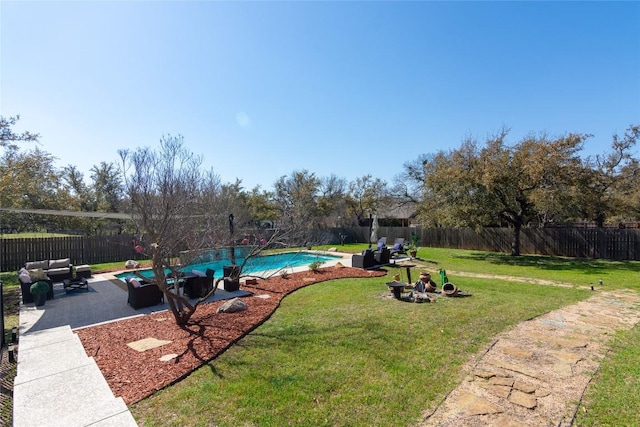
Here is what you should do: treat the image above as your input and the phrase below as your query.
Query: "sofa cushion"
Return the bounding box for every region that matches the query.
[28,268,49,281]
[49,258,71,269]
[25,260,48,270]
[47,267,70,276]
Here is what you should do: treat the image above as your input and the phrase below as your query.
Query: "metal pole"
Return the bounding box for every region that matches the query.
[368,213,372,248]
[228,213,236,265]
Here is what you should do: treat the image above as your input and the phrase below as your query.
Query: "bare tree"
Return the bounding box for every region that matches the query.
[119,136,313,325]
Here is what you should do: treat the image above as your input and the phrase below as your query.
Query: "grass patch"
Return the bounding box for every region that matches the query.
[132,273,588,426]
[575,325,640,426]
[0,232,76,239]
[331,244,640,292]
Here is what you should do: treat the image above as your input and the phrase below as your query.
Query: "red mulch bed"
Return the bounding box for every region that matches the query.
[75,266,386,405]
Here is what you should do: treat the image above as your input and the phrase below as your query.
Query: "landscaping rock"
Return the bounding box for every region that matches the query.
[125,259,140,269]
[217,297,248,313]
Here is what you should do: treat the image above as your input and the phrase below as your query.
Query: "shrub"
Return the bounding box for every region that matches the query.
[308,260,323,272]
[30,281,49,295]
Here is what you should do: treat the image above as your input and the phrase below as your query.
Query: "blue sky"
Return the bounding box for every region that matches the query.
[2,1,639,191]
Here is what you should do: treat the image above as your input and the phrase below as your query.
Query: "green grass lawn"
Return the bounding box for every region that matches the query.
[3,247,639,426]
[129,245,640,426]
[0,232,76,239]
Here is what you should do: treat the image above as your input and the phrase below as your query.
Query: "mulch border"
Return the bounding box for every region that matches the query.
[76,266,387,404]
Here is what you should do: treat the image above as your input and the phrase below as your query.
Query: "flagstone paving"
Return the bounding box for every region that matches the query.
[418,289,640,426]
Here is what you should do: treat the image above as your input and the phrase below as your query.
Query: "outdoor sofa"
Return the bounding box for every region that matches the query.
[24,258,74,282]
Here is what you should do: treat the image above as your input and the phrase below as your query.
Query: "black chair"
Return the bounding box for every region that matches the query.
[374,247,390,265]
[352,250,376,269]
[126,278,164,309]
[184,269,215,298]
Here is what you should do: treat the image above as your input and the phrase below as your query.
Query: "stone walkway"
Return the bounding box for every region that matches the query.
[418,289,640,426]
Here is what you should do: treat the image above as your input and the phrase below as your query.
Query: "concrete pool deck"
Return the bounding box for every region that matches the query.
[13,251,354,426]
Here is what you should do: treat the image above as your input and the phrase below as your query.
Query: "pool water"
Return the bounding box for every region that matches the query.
[115,251,342,281]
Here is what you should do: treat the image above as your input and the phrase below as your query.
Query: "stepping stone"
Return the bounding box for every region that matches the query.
[453,390,503,416]
[127,337,172,352]
[488,385,512,398]
[549,349,583,364]
[509,390,537,409]
[159,353,178,362]
[525,331,589,348]
[513,380,536,394]
[501,346,533,359]
[490,376,515,387]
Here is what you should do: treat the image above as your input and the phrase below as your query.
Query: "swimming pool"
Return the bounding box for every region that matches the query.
[115,251,343,281]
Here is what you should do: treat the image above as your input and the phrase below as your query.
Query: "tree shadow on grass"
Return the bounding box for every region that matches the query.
[454,251,640,274]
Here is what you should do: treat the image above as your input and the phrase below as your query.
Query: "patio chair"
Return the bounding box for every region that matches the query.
[126,278,164,309]
[376,237,387,249]
[374,247,390,265]
[389,238,407,257]
[184,268,215,298]
[352,249,376,269]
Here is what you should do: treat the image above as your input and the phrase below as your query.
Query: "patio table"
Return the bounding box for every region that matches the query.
[63,277,89,293]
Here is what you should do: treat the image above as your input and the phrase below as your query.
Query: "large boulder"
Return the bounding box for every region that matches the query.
[217,297,248,313]
[125,260,140,269]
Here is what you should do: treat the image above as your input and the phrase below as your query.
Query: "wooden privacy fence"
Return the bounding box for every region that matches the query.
[349,226,640,261]
[0,235,144,272]
[3,226,640,272]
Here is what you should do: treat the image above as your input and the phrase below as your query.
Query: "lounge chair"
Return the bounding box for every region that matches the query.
[376,237,387,249]
[389,238,407,257]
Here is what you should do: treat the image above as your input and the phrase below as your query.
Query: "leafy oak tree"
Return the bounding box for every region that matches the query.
[575,125,640,227]
[422,129,587,255]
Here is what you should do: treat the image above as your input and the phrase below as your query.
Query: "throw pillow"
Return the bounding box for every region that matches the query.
[19,270,32,284]
[129,278,142,288]
[28,268,48,281]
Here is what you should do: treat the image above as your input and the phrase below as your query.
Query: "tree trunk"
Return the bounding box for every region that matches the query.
[164,291,195,325]
[162,277,224,326]
[511,222,521,256]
